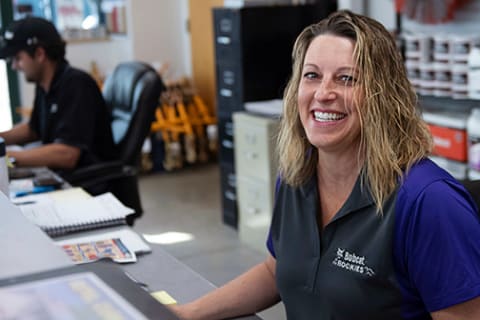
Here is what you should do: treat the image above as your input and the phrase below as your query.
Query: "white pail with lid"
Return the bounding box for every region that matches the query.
[467,108,480,179]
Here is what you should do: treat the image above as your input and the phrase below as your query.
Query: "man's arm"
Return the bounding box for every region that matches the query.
[0,122,38,145]
[431,296,480,320]
[170,255,280,320]
[8,143,81,169]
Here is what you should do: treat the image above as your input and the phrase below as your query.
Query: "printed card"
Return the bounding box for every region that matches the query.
[61,238,137,264]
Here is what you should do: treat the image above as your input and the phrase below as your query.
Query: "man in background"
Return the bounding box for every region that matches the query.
[0,17,116,174]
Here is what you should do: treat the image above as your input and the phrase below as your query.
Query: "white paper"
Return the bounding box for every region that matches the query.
[244,99,283,116]
[14,189,134,235]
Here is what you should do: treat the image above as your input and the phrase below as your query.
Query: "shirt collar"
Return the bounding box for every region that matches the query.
[300,171,375,223]
[48,60,69,93]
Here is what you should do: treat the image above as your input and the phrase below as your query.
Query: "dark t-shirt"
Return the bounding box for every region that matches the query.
[29,61,116,171]
[267,159,480,319]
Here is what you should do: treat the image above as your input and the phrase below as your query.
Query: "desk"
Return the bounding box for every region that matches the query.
[8,166,71,199]
[55,226,262,320]
[0,192,72,279]
[2,186,262,319]
[123,244,261,320]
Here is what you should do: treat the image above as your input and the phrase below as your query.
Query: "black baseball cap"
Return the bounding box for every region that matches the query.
[0,17,62,59]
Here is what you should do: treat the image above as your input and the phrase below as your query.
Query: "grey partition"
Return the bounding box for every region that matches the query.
[0,193,72,279]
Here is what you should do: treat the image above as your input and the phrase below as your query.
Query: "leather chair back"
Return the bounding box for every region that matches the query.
[461,179,480,215]
[103,61,164,166]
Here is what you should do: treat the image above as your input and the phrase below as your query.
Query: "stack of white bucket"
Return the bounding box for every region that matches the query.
[466,41,480,180]
[468,108,480,180]
[403,32,480,180]
[403,32,480,99]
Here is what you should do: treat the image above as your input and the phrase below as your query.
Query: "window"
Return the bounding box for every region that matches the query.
[0,60,12,131]
[11,0,126,41]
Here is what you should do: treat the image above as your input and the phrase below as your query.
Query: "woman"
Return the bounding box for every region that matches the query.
[171,10,480,320]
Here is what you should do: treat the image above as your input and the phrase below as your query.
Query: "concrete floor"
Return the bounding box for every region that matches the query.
[132,163,286,320]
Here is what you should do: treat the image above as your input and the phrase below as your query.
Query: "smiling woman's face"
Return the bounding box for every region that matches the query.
[297,34,362,155]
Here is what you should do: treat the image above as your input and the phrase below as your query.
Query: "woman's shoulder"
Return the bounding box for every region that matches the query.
[399,158,458,196]
[396,158,477,219]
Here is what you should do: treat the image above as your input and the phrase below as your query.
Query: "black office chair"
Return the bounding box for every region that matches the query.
[65,61,165,225]
[461,179,480,215]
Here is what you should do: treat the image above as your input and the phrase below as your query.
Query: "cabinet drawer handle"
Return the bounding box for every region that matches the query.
[227,174,236,187]
[245,133,257,144]
[225,191,236,201]
[217,36,231,45]
[222,140,234,149]
[225,122,233,136]
[247,207,260,214]
[245,151,258,159]
[220,88,233,97]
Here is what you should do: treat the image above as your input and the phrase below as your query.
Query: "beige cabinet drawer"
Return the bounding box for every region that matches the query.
[237,176,273,254]
[239,221,270,254]
[237,176,273,220]
[234,112,279,253]
[233,112,279,181]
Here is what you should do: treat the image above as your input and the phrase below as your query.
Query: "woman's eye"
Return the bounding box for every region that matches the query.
[338,75,356,85]
[303,72,318,79]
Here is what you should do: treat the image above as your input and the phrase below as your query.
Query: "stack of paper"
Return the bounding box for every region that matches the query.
[12,188,134,237]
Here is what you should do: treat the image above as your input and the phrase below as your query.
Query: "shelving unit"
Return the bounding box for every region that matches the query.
[101,0,127,35]
[419,95,479,113]
[399,1,480,181]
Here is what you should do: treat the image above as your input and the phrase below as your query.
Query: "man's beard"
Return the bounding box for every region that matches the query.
[24,73,37,83]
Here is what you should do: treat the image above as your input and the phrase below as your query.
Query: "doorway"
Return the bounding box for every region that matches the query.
[0,0,21,129]
[0,60,12,131]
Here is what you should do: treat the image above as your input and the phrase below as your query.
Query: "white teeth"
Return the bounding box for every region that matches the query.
[313,111,346,121]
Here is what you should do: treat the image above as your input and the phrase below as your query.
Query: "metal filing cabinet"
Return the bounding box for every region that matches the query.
[213,4,335,228]
[233,112,279,253]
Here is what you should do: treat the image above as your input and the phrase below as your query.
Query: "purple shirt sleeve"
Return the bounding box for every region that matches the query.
[394,179,480,313]
[266,176,282,258]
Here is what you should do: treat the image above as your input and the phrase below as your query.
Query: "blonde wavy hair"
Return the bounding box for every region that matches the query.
[277,10,433,212]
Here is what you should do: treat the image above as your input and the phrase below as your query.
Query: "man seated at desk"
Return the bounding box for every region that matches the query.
[0,17,116,175]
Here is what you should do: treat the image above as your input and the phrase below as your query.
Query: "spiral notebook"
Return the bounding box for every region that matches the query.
[13,188,133,237]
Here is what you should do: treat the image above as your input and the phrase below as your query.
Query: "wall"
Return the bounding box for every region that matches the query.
[401,0,480,33]
[0,61,12,130]
[17,0,191,108]
[189,0,224,112]
[129,0,191,82]
[16,0,397,108]
[366,0,395,31]
[338,0,396,31]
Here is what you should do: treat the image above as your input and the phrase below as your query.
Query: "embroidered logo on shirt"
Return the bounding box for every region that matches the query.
[50,104,58,113]
[332,248,375,277]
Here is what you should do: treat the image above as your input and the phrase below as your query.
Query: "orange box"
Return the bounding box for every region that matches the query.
[427,123,467,162]
[423,111,469,162]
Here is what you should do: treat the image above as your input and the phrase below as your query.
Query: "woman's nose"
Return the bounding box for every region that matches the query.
[313,79,337,101]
